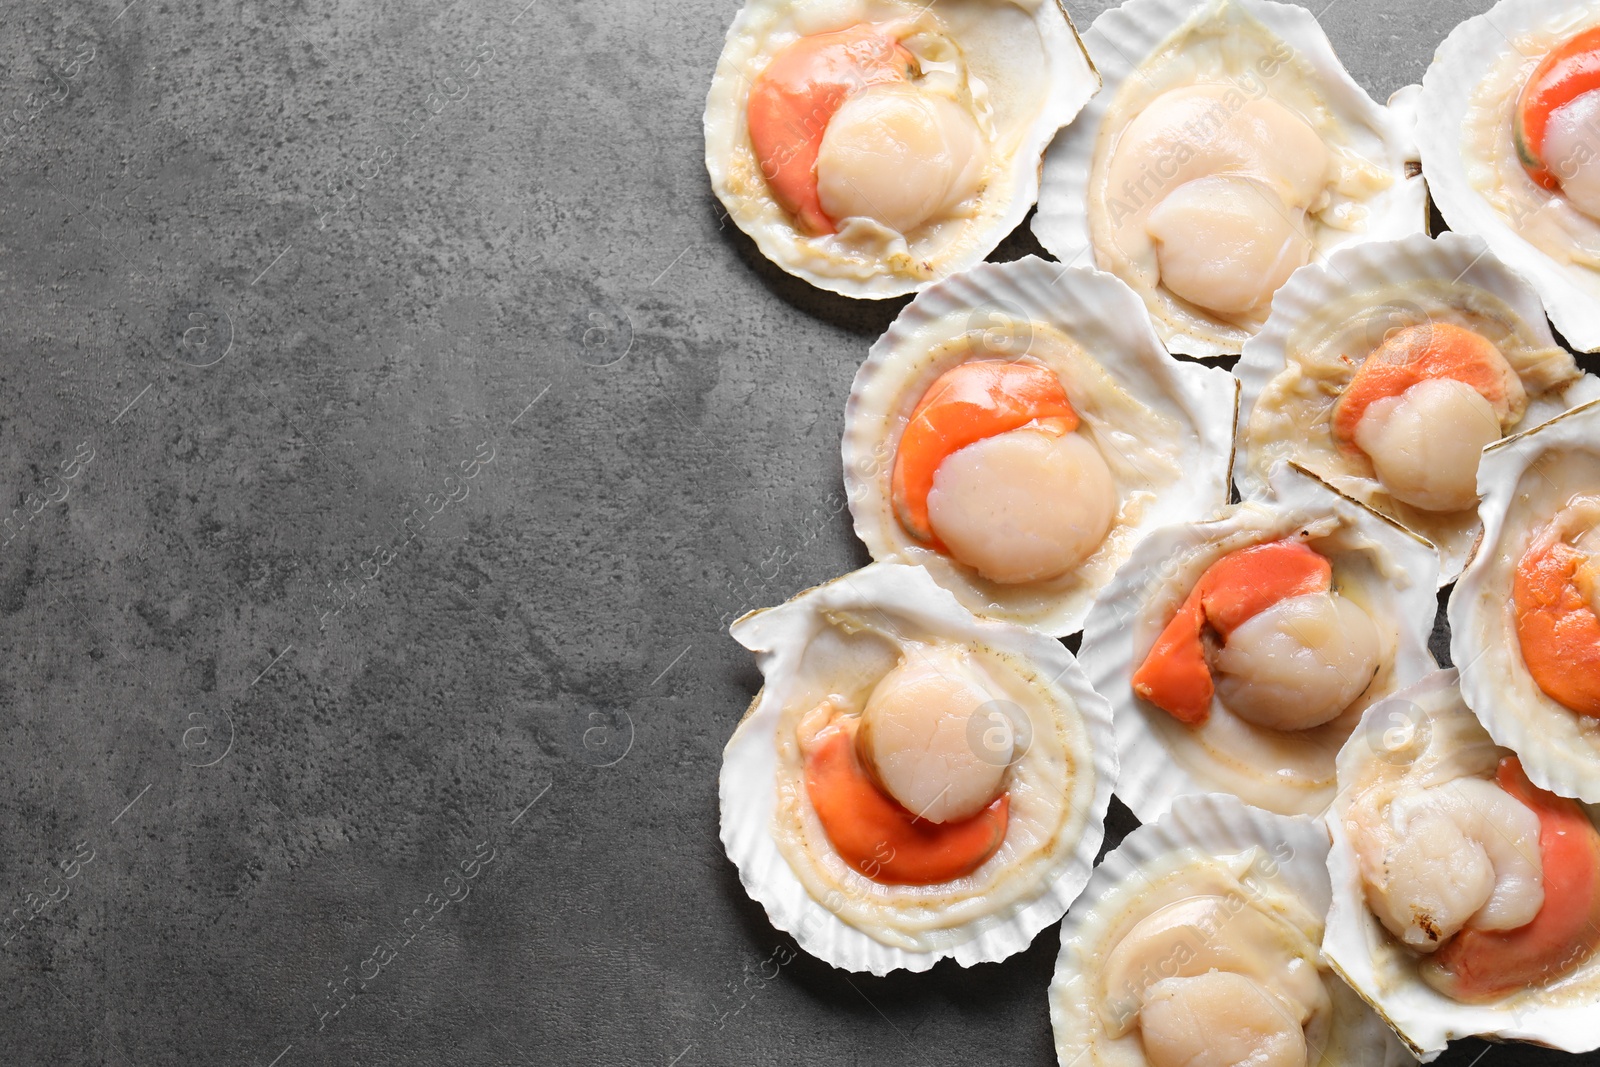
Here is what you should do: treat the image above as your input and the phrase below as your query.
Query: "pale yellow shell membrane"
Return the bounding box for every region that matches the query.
[1051,794,1409,1067]
[704,0,1095,298]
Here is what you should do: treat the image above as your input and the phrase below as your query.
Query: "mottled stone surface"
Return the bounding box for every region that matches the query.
[0,0,1586,1064]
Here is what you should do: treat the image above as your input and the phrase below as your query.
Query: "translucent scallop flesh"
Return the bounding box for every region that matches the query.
[855,648,1008,824]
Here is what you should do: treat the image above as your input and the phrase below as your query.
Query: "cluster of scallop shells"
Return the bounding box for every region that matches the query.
[706,0,1600,1063]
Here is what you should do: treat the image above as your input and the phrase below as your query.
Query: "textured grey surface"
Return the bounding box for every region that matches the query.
[0,0,1586,1064]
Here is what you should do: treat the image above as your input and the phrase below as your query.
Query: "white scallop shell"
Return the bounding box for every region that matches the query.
[1324,669,1600,1059]
[1079,461,1438,822]
[1451,399,1600,803]
[704,0,1098,299]
[1031,0,1426,357]
[1236,230,1599,584]
[1416,0,1600,352]
[1051,792,1414,1067]
[720,562,1117,974]
[842,256,1237,637]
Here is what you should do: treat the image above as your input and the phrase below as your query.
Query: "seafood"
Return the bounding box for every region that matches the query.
[1417,0,1600,351]
[720,563,1115,973]
[1236,232,1596,582]
[1326,670,1600,1058]
[1452,399,1600,803]
[843,256,1236,636]
[1052,792,1411,1067]
[1032,0,1423,356]
[705,0,1096,298]
[1080,462,1437,820]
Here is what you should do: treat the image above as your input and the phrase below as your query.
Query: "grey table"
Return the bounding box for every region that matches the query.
[0,0,1585,1063]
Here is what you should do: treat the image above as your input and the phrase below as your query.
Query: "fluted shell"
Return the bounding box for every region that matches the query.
[705,0,1097,299]
[1032,0,1425,357]
[843,255,1237,637]
[1079,461,1437,822]
[1451,399,1600,803]
[1416,0,1600,352]
[1324,669,1600,1060]
[719,563,1116,974]
[1051,792,1413,1067]
[1236,231,1598,584]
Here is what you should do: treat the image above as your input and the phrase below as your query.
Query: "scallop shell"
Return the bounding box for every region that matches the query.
[1079,461,1438,822]
[1451,398,1600,803]
[1031,0,1425,358]
[704,0,1098,299]
[1236,230,1598,584]
[1051,792,1414,1067]
[842,256,1237,637]
[1324,668,1600,1059]
[720,562,1117,974]
[1416,0,1600,352]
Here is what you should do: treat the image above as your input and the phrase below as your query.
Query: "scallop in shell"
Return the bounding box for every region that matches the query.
[1417,0,1600,352]
[704,0,1097,299]
[1325,669,1600,1059]
[720,563,1116,974]
[1451,399,1600,804]
[843,256,1237,637]
[1079,461,1437,821]
[1031,0,1424,358]
[1237,231,1597,584]
[1052,791,1413,1067]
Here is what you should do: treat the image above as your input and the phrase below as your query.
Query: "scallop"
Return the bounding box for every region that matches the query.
[1032,0,1424,357]
[1237,232,1598,583]
[1416,0,1600,352]
[1451,399,1600,804]
[1052,792,1412,1067]
[854,646,1009,823]
[1325,670,1600,1059]
[704,0,1098,299]
[719,563,1116,974]
[843,256,1237,637]
[1079,461,1437,821]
